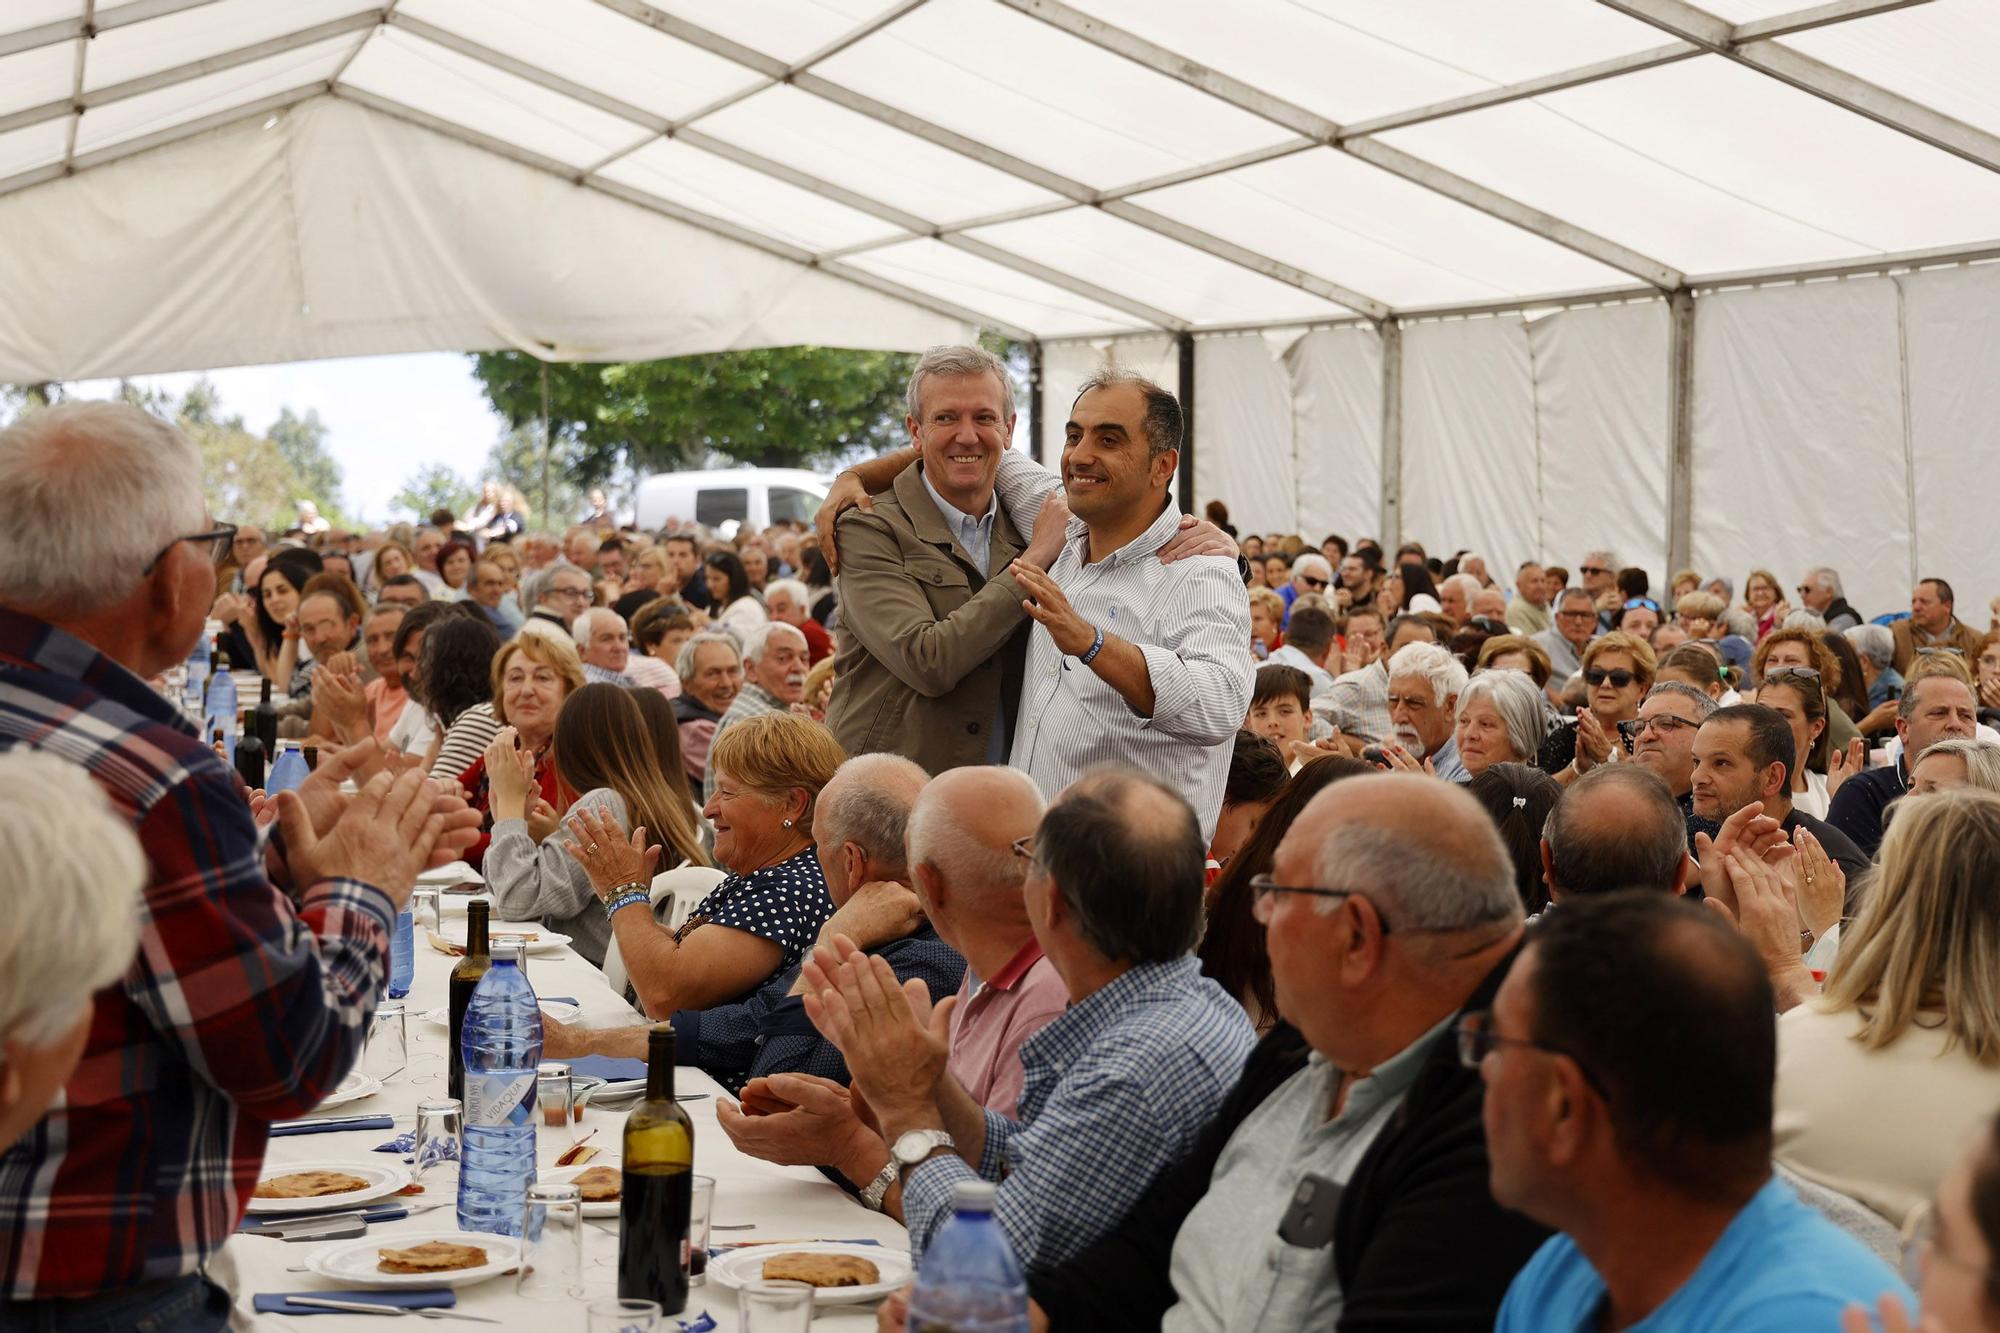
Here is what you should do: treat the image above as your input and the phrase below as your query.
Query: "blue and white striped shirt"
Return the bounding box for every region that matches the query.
[900,956,1256,1275]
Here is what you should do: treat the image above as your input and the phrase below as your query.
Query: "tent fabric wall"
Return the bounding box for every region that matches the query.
[1400,316,1540,575]
[1902,263,2000,634]
[1035,334,1177,468]
[1286,327,1382,548]
[0,98,966,381]
[1529,300,1671,583]
[1193,333,1295,535]
[1691,278,1911,622]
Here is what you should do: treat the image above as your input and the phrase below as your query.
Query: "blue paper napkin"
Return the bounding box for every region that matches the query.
[252,1289,455,1315]
[569,1054,646,1081]
[270,1116,394,1137]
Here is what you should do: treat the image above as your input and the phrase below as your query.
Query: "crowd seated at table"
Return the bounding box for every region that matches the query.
[5,351,2000,1332]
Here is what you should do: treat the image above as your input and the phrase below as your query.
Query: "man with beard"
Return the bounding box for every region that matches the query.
[705,623,811,799]
[1384,641,1469,781]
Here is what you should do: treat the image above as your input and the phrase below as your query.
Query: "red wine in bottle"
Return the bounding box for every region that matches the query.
[447,901,491,1105]
[619,1024,695,1313]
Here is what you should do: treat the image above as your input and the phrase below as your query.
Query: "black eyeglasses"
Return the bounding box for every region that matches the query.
[1579,565,1611,577]
[1584,667,1636,688]
[1299,576,1329,589]
[142,523,237,575]
[1619,714,1699,740]
[1248,874,1391,932]
[1456,1010,1605,1094]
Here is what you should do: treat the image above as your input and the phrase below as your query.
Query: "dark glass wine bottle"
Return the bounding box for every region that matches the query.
[619,1024,695,1314]
[253,678,279,751]
[447,900,491,1105]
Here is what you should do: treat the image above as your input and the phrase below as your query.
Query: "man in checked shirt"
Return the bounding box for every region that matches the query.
[0,403,479,1328]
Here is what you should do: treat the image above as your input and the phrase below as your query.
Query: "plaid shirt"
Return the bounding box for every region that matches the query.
[702,683,788,799]
[901,956,1255,1274]
[1323,660,1391,744]
[0,609,392,1298]
[673,923,964,1096]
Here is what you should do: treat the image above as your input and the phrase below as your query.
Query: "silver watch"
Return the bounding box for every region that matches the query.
[890,1129,956,1178]
[858,1158,899,1211]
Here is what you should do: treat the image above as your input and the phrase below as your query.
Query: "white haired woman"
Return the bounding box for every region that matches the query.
[1454,669,1552,780]
[0,752,145,1150]
[1911,738,2000,795]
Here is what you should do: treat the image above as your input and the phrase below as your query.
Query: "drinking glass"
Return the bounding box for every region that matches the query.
[410,1097,462,1203]
[586,1299,661,1333]
[686,1174,716,1286]
[517,1182,583,1301]
[364,1002,407,1083]
[537,1063,575,1136]
[738,1280,815,1332]
[410,887,442,935]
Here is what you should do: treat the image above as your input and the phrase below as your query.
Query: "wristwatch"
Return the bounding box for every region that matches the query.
[858,1159,899,1211]
[890,1129,956,1181]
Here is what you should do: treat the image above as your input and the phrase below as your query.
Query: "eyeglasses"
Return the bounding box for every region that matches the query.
[1579,566,1611,577]
[1010,835,1034,861]
[1247,874,1391,932]
[1556,609,1596,621]
[550,586,592,601]
[142,523,237,575]
[1299,576,1329,589]
[1584,667,1636,688]
[1455,1010,1604,1094]
[1619,714,1699,741]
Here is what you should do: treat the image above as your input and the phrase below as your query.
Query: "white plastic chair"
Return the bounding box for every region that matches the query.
[599,865,726,1002]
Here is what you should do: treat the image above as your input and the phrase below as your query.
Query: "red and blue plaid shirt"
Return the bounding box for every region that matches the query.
[0,608,392,1298]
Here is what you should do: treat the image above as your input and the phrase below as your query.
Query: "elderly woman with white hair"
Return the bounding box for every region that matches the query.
[1911,738,2000,795]
[1453,669,1552,780]
[0,752,145,1151]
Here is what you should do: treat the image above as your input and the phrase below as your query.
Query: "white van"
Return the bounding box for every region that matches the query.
[631,468,830,534]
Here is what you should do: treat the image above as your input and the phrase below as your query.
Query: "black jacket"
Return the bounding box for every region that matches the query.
[1032,948,1550,1330]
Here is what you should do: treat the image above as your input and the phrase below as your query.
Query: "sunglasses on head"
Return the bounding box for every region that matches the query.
[1622,597,1660,613]
[1585,667,1636,688]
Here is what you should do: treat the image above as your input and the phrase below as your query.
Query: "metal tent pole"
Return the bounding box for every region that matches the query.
[1666,290,1696,578]
[1379,320,1404,550]
[1177,333,1196,515]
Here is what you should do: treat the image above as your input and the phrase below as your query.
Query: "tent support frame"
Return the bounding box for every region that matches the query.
[1177,333,1196,515]
[1379,320,1404,552]
[1667,289,1696,579]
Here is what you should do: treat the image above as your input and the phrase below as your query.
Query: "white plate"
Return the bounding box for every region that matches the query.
[419,1001,579,1028]
[304,1229,521,1289]
[537,1161,624,1217]
[315,1070,383,1109]
[245,1159,412,1214]
[417,861,483,886]
[428,926,572,956]
[707,1241,912,1306]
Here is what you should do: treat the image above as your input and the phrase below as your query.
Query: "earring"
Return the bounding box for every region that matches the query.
[782,819,794,828]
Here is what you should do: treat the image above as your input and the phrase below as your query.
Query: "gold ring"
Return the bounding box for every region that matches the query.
[586,843,599,855]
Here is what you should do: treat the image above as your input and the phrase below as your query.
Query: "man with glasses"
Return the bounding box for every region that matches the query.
[1028,772,1548,1330]
[1473,893,1907,1331]
[1324,613,1437,746]
[1627,681,1717,826]
[1283,554,1333,625]
[1579,550,1621,630]
[524,560,592,631]
[1533,588,1600,702]
[0,403,478,1326]
[1797,568,1861,632]
[223,524,266,594]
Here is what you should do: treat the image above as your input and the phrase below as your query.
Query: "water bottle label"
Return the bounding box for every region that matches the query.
[465,1072,535,1126]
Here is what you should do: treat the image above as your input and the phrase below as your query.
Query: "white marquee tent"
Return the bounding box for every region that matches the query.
[2,0,1998,618]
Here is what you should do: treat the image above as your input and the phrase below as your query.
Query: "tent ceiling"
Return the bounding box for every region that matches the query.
[0,0,1996,351]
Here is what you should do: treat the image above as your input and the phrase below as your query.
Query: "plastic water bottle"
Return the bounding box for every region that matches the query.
[906,1181,1029,1333]
[457,941,543,1235]
[267,741,309,798]
[185,636,211,713]
[203,657,238,768]
[388,907,414,999]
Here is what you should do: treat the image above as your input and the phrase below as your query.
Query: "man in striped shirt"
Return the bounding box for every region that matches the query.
[1006,373,1254,843]
[0,403,478,1324]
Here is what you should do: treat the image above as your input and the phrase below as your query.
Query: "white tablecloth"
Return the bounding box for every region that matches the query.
[223,913,906,1330]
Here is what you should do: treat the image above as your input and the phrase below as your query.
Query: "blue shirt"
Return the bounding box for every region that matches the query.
[1496,1176,1910,1333]
[900,955,1255,1275]
[1431,733,1471,782]
[920,467,999,577]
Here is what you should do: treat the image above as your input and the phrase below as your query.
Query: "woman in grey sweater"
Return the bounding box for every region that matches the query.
[482,683,709,968]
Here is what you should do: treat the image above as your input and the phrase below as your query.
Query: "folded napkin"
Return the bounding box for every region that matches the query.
[253,1289,455,1316]
[270,1116,394,1137]
[569,1054,647,1081]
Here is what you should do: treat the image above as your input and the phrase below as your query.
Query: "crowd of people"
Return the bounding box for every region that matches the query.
[0,342,1995,1332]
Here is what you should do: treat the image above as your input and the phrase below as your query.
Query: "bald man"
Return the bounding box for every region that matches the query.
[1540,766,1693,905]
[541,755,964,1094]
[717,765,1067,1214]
[1032,774,1551,1331]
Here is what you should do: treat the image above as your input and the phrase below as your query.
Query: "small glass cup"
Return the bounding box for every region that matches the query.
[364,1002,407,1083]
[587,1299,661,1333]
[517,1181,583,1301]
[410,887,442,935]
[739,1279,815,1332]
[410,1097,462,1203]
[686,1174,716,1286]
[537,1063,575,1136]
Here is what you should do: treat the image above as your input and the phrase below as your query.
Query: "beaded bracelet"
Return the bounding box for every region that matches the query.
[602,886,650,918]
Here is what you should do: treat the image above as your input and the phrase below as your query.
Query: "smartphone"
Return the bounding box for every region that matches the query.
[1277,1174,1341,1249]
[1360,745,1392,769]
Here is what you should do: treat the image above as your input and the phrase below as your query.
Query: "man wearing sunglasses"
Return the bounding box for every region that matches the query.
[0,403,480,1326]
[1475,893,1908,1331]
[1281,554,1334,627]
[1030,773,1550,1331]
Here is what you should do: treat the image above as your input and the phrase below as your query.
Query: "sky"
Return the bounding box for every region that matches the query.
[70,352,505,525]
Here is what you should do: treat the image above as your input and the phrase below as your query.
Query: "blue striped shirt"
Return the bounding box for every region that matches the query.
[900,956,1255,1274]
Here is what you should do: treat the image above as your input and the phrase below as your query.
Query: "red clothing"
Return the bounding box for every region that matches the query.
[945,938,1069,1119]
[457,749,561,867]
[798,616,834,666]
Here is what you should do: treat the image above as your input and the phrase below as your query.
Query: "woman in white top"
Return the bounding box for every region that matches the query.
[432,538,475,603]
[703,549,767,632]
[1774,787,2000,1225]
[1756,667,1832,818]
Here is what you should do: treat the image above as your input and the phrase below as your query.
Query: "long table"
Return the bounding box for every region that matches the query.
[222,896,908,1329]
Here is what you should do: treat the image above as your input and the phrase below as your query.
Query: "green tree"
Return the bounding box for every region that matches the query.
[391,463,477,522]
[487,422,587,528]
[267,406,347,522]
[469,346,917,480]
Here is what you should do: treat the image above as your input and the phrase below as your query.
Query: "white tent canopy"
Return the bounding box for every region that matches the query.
[2,0,1997,614]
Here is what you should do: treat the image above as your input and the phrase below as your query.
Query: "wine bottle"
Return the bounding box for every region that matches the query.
[619,1023,695,1314]
[448,900,492,1105]
[302,740,319,772]
[253,677,279,751]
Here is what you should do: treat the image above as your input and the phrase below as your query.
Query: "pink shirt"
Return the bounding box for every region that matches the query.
[363,676,408,746]
[945,938,1069,1119]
